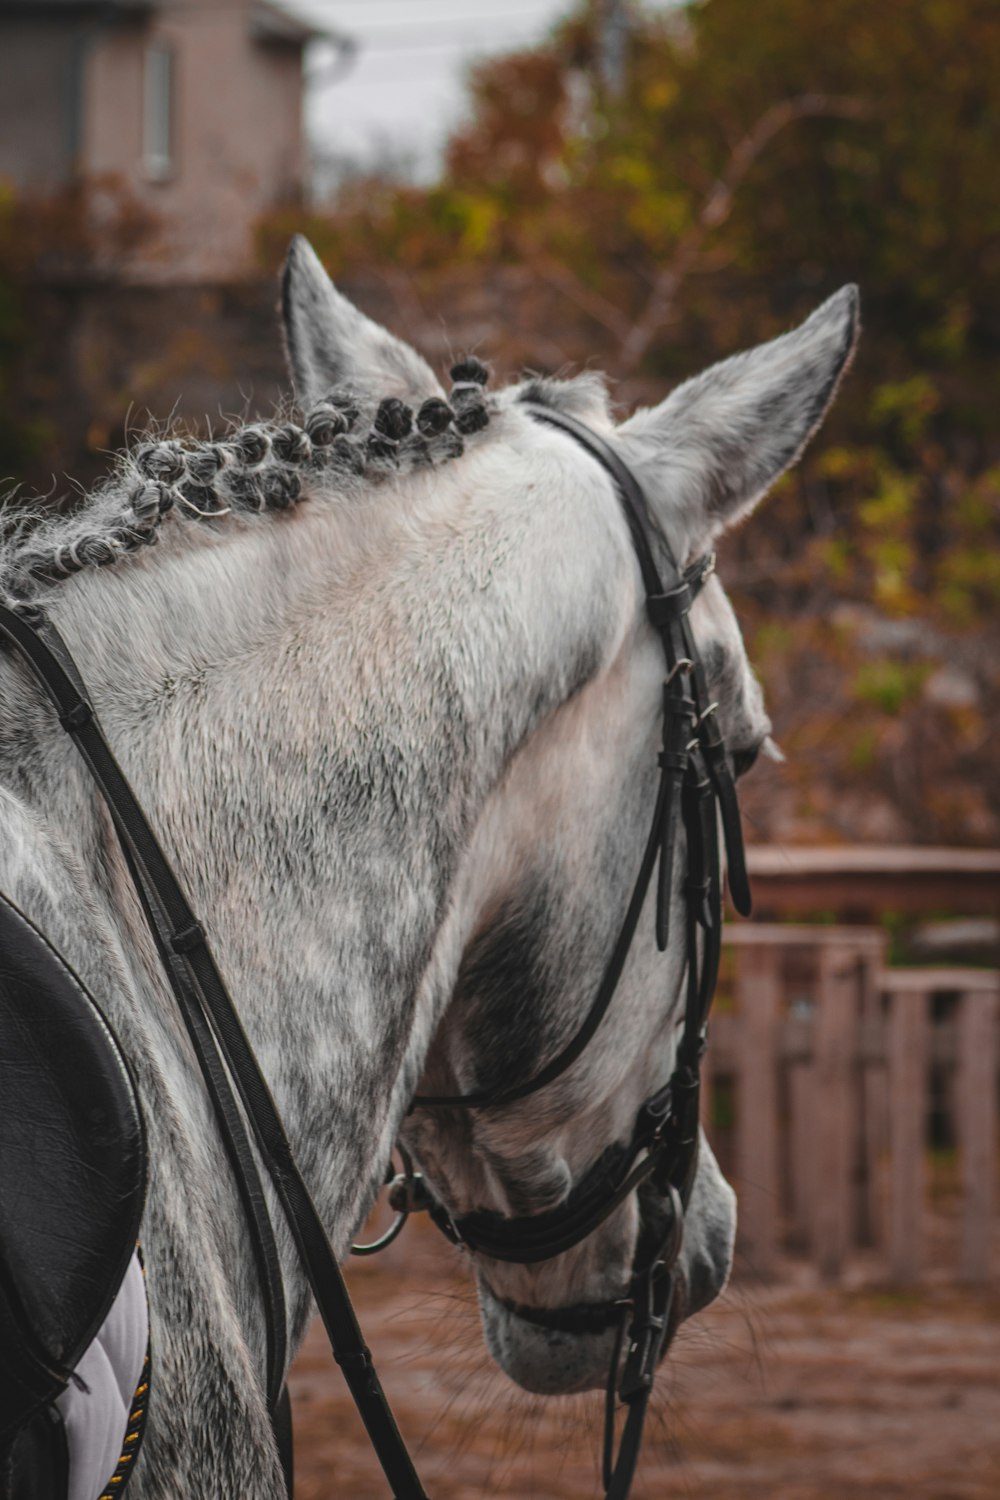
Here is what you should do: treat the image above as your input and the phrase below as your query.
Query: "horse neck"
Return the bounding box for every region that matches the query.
[11,446,628,1248]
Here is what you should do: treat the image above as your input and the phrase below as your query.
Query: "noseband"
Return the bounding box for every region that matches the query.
[0,404,748,1500]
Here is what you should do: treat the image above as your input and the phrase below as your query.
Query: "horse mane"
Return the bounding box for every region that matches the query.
[1,360,492,602]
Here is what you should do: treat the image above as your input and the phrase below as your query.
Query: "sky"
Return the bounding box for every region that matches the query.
[294,0,576,188]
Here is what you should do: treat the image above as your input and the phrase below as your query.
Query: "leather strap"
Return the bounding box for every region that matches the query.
[0,603,429,1500]
[0,606,288,1418]
[522,406,681,598]
[413,745,669,1111]
[424,1086,681,1264]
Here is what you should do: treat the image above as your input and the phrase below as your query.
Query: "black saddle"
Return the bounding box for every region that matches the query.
[0,893,146,1484]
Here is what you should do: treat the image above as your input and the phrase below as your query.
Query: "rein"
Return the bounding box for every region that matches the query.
[0,404,748,1500]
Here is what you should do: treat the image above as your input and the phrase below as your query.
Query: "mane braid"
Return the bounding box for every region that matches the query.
[1,366,493,601]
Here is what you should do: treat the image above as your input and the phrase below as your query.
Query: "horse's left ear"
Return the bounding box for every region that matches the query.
[620,286,860,547]
[281,236,444,405]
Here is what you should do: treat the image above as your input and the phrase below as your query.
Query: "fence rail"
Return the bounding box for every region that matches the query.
[707,926,999,1284]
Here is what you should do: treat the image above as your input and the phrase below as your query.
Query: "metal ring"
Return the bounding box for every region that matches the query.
[351,1209,408,1257]
[351,1142,415,1256]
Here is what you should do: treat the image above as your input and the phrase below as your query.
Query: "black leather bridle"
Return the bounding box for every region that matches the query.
[0,403,749,1500]
[369,405,751,1497]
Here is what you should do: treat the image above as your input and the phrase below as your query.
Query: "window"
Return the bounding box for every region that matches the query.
[143,43,174,182]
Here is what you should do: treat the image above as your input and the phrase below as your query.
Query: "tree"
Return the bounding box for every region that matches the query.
[216,1,1000,843]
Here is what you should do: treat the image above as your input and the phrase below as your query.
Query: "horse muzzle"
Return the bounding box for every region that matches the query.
[473,1137,736,1397]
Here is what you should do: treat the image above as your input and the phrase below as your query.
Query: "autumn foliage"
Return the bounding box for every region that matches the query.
[261,0,1000,848]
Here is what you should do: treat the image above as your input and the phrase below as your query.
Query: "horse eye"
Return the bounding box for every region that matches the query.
[732,743,761,779]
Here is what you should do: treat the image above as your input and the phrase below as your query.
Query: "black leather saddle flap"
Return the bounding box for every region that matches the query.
[0,894,146,1442]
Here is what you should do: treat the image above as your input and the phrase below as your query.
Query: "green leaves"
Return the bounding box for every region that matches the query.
[853,659,932,716]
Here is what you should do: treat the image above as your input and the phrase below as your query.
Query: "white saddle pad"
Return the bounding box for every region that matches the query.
[56,1251,148,1500]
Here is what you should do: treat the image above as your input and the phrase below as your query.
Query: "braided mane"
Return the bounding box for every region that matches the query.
[2,360,492,602]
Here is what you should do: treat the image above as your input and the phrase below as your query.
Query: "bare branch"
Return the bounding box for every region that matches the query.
[527,253,633,342]
[616,93,871,375]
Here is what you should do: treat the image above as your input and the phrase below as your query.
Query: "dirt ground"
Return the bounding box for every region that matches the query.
[288,1217,1000,1500]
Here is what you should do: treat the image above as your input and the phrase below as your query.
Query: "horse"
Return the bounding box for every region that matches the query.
[0,236,858,1498]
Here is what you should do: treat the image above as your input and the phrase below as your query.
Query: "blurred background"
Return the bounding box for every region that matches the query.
[1,1,997,1495]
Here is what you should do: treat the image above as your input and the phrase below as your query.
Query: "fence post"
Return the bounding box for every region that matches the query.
[857,936,888,1252]
[812,945,858,1281]
[787,1053,815,1252]
[735,942,782,1279]
[957,979,998,1283]
[886,985,929,1283]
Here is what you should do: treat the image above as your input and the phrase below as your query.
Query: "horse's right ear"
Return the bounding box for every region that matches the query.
[281,236,444,405]
[619,286,860,555]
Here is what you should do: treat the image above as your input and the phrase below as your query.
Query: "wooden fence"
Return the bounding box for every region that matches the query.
[705,926,999,1284]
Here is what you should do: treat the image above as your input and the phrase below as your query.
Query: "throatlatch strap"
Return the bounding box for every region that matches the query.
[0,603,429,1500]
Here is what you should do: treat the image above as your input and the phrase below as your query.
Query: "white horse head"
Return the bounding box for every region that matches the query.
[0,238,857,1491]
[283,239,858,1394]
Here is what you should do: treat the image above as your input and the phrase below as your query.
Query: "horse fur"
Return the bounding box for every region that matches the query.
[0,244,858,1493]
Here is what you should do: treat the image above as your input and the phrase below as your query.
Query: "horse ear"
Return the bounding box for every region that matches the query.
[281,236,444,405]
[619,286,860,547]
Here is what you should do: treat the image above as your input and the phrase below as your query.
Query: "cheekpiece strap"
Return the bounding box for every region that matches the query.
[646,584,691,630]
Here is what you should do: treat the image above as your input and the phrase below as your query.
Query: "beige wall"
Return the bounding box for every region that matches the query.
[82,0,305,280]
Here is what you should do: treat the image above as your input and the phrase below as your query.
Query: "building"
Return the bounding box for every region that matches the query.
[0,0,319,279]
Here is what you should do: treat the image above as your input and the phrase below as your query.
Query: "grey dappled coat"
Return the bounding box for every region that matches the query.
[0,240,858,1495]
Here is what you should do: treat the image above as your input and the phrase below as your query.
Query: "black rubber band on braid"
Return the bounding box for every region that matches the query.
[128,482,163,526]
[449,358,490,435]
[10,372,496,597]
[367,398,414,462]
[325,392,362,429]
[135,440,186,485]
[271,424,312,466]
[305,404,349,446]
[450,358,489,386]
[230,426,272,467]
[185,444,229,487]
[416,398,453,437]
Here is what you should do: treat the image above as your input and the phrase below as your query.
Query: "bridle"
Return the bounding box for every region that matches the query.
[360,404,751,1496]
[0,403,749,1500]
